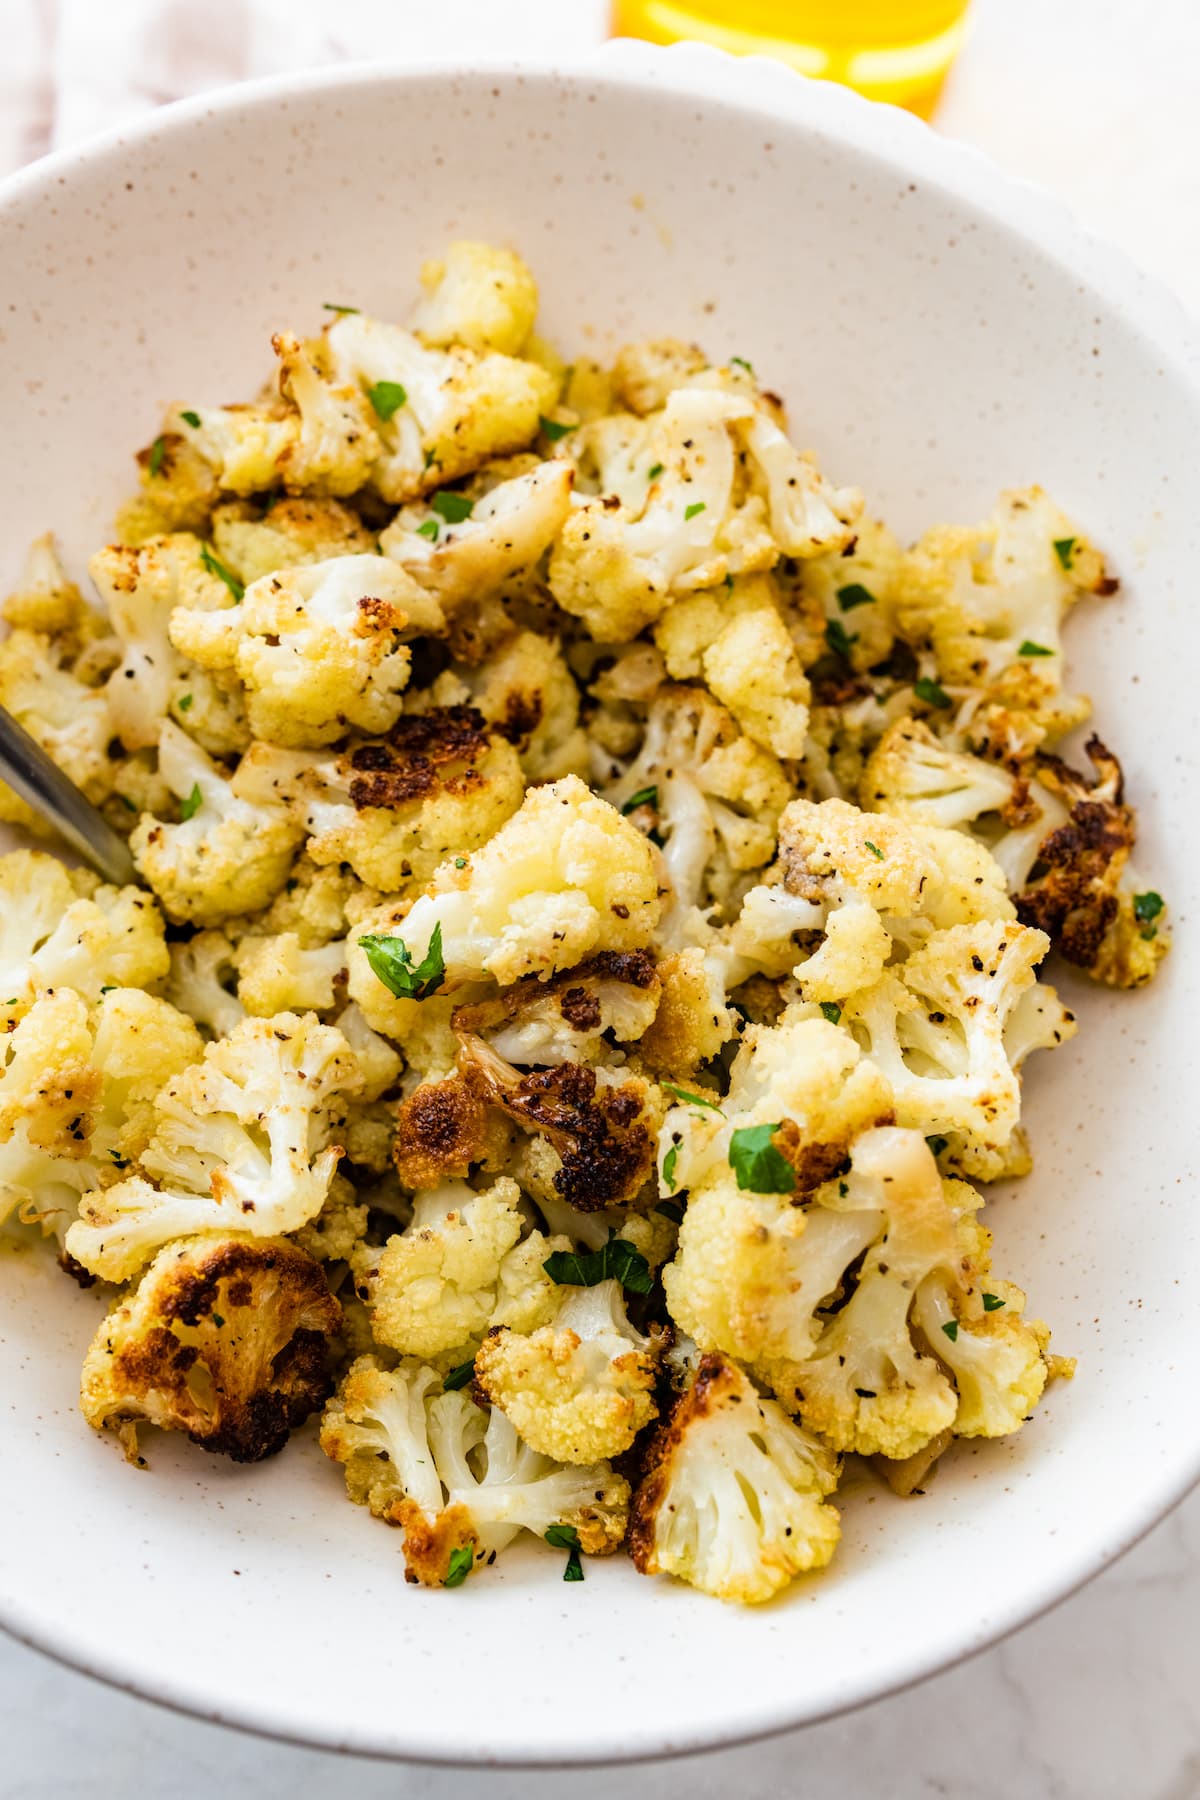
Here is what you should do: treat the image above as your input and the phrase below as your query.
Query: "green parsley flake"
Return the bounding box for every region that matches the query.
[543,1236,653,1297]
[982,1293,1006,1312]
[416,517,440,541]
[942,1320,959,1342]
[445,1546,475,1588]
[1017,640,1054,658]
[117,793,137,813]
[661,1081,724,1114]
[148,435,167,478]
[661,1145,680,1193]
[1133,891,1164,925]
[443,1360,476,1391]
[1052,536,1076,570]
[431,490,474,525]
[684,501,707,521]
[621,785,659,815]
[728,1123,795,1195]
[108,1151,129,1169]
[819,1001,842,1025]
[454,856,467,869]
[177,693,193,712]
[730,355,756,376]
[358,925,445,1001]
[824,618,857,661]
[913,676,952,709]
[199,544,244,601]
[179,410,202,429]
[864,840,884,860]
[648,462,665,480]
[99,986,116,995]
[366,379,407,422]
[836,583,876,612]
[926,1135,949,1158]
[211,1312,225,1329]
[540,416,577,442]
[545,1524,584,1582]
[179,783,203,822]
[322,302,359,314]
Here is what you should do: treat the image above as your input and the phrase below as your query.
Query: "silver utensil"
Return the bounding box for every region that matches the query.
[0,703,137,886]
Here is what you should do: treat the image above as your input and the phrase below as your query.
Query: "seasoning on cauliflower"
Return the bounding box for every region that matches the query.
[0,849,169,1023]
[170,553,445,749]
[628,1352,840,1604]
[473,1277,660,1463]
[233,705,525,892]
[209,494,373,587]
[451,949,661,1067]
[65,1011,362,1281]
[1013,735,1169,988]
[131,723,303,925]
[381,461,572,607]
[654,573,811,760]
[447,628,588,783]
[409,241,539,356]
[860,716,1036,834]
[379,774,661,991]
[80,1234,341,1462]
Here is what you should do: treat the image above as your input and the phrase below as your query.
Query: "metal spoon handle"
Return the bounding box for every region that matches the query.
[0,703,137,886]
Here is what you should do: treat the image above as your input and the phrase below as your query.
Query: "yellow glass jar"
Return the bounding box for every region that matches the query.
[610,0,971,118]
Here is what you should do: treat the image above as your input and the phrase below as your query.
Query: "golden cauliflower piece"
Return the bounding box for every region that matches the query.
[382,461,572,609]
[410,240,539,355]
[80,1234,341,1462]
[474,1277,659,1463]
[449,628,588,783]
[655,572,811,760]
[0,849,169,1022]
[0,627,116,819]
[210,494,373,585]
[628,1352,840,1604]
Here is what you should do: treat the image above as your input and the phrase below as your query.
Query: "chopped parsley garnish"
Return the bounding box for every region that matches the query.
[926,1134,949,1158]
[366,379,407,422]
[647,462,665,480]
[730,355,756,376]
[416,517,440,541]
[724,572,734,591]
[819,1001,842,1025]
[1133,890,1163,945]
[108,1151,129,1169]
[824,618,857,661]
[357,923,446,1000]
[179,410,202,429]
[621,785,659,815]
[322,302,359,314]
[836,583,876,612]
[543,1236,653,1297]
[540,416,577,442]
[1017,640,1054,658]
[177,693,193,712]
[179,783,203,822]
[913,676,952,709]
[199,545,244,601]
[661,1145,680,1193]
[117,793,137,813]
[211,1312,225,1329]
[728,1123,795,1195]
[99,986,116,995]
[545,1524,584,1582]
[864,840,884,860]
[838,1180,849,1197]
[661,1081,723,1114]
[683,501,707,522]
[656,1193,684,1222]
[982,1293,1006,1312]
[454,856,467,869]
[445,1546,475,1588]
[443,1359,476,1391]
[430,490,474,525]
[942,1320,959,1342]
[148,435,167,478]
[1052,536,1076,570]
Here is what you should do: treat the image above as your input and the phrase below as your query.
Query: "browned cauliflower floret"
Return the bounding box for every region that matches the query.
[79,1234,341,1462]
[450,949,661,1067]
[210,495,373,585]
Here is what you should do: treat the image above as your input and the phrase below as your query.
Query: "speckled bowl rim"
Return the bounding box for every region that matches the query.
[2,40,1200,1767]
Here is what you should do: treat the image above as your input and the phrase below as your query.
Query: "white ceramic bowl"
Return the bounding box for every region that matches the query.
[1,43,1198,1767]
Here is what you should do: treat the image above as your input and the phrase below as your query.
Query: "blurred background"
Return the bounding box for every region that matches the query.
[3,3,1200,1797]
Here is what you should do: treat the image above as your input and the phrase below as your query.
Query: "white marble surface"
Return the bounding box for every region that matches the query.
[3,1,1200,1793]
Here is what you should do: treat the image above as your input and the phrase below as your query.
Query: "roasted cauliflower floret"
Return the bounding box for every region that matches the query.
[860,716,1032,834]
[0,987,102,1235]
[321,1355,629,1584]
[410,240,539,356]
[166,930,243,1039]
[786,514,903,674]
[449,629,588,783]
[603,685,790,913]
[233,931,349,1018]
[610,337,710,415]
[0,850,169,1022]
[473,1277,659,1463]
[80,1234,341,1462]
[65,1011,362,1281]
[1013,735,1169,988]
[233,705,525,893]
[379,774,661,991]
[654,572,811,760]
[324,310,555,504]
[3,533,91,635]
[170,553,444,749]
[0,627,117,819]
[356,1177,525,1361]
[628,1352,840,1604]
[451,949,661,1068]
[210,495,373,585]
[381,462,572,607]
[131,723,303,925]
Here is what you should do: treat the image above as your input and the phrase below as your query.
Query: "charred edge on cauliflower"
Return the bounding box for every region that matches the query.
[451,948,659,1040]
[393,1074,506,1189]
[347,705,492,809]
